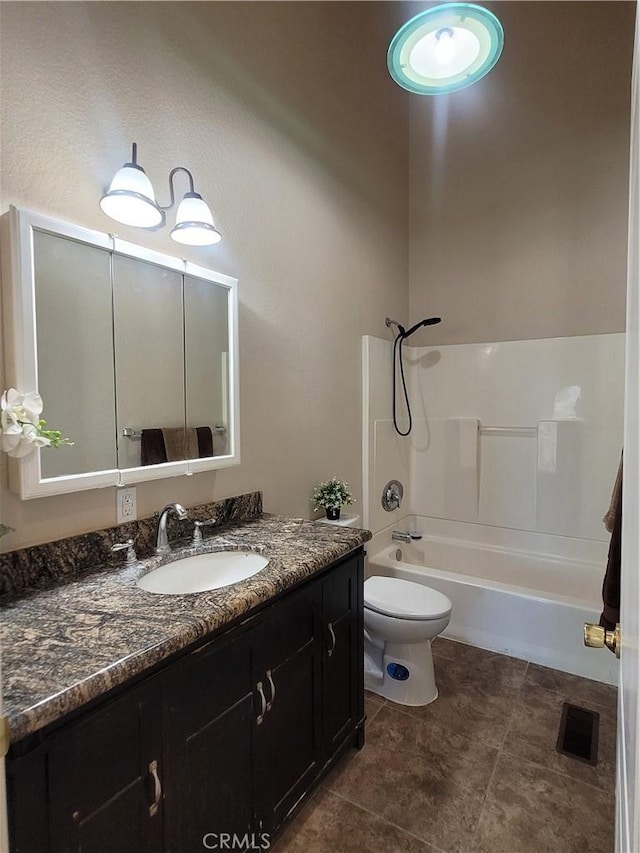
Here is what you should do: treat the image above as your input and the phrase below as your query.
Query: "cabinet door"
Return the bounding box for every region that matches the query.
[7,745,49,853]
[47,679,163,853]
[322,554,364,757]
[164,623,258,851]
[254,582,322,834]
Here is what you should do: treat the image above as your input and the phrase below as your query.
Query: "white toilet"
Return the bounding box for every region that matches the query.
[364,576,452,706]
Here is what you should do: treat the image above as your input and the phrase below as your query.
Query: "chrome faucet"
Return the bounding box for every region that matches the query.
[392,530,412,543]
[155,503,189,555]
[392,530,423,543]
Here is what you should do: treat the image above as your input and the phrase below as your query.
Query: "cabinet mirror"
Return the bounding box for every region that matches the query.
[2,207,239,499]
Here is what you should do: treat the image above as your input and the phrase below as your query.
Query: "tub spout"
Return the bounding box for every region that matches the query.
[392,530,423,543]
[392,530,412,543]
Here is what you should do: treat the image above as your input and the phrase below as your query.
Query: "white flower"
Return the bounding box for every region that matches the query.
[0,421,24,455]
[22,422,51,448]
[0,388,64,458]
[6,436,37,458]
[1,389,43,428]
[0,422,50,458]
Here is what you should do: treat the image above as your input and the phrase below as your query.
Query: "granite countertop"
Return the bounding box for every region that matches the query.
[1,514,371,745]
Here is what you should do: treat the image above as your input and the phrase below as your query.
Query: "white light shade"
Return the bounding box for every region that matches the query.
[410,26,481,79]
[170,193,222,246]
[100,164,163,228]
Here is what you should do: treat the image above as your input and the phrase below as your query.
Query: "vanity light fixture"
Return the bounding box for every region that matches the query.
[100,143,222,246]
[387,3,504,96]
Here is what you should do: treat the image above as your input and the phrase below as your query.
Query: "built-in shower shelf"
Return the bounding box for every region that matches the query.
[444,417,581,535]
[479,426,537,437]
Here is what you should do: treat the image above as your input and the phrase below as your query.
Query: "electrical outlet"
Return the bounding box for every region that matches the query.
[117,487,137,524]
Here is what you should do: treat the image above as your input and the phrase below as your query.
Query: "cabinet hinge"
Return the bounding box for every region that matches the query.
[0,716,10,758]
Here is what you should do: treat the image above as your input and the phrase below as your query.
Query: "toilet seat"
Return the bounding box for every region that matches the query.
[364,576,452,621]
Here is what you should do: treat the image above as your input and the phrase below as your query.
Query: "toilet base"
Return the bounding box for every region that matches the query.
[365,640,438,707]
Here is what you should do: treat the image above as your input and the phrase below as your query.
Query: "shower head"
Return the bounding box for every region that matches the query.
[386,315,441,339]
[401,317,442,339]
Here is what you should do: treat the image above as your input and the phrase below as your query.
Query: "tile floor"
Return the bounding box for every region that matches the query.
[276,638,617,853]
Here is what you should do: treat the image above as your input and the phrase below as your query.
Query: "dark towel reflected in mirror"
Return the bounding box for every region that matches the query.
[141,427,215,466]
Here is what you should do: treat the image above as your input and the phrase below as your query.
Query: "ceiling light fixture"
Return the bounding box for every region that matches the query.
[100,143,222,246]
[387,3,504,96]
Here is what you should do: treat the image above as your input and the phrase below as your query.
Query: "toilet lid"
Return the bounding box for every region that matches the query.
[364,576,452,620]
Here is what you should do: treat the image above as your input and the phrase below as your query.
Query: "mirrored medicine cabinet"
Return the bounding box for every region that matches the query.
[1,206,240,499]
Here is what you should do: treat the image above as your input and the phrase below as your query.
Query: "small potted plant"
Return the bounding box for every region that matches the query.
[312,477,355,521]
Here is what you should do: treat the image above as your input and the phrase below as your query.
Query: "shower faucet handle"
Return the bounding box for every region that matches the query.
[382,479,404,512]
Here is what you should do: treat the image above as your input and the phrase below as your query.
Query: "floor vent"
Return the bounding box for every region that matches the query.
[556,702,600,765]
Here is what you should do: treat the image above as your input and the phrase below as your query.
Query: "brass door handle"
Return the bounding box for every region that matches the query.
[584,622,621,658]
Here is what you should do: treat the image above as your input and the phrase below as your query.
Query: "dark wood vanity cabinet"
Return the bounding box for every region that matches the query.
[164,624,257,850]
[253,582,323,834]
[7,549,364,853]
[7,679,164,853]
[321,554,363,756]
[48,679,164,853]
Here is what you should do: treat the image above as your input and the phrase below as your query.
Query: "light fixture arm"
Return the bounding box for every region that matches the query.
[159,166,197,211]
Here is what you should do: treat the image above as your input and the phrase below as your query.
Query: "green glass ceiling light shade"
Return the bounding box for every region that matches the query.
[388,3,504,96]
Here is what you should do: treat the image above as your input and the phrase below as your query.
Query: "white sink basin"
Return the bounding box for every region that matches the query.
[137,551,269,595]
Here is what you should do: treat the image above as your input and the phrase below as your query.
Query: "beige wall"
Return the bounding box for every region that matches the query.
[0,1,409,549]
[408,1,635,347]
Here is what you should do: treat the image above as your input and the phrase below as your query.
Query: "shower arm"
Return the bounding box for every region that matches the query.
[385,316,441,340]
[385,317,405,337]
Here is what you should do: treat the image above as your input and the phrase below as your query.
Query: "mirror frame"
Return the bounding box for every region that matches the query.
[1,206,240,499]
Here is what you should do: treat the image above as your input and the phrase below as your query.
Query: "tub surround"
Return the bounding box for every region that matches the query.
[363,333,624,540]
[0,495,371,745]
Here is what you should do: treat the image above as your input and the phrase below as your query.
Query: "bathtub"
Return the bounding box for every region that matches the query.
[367,517,618,685]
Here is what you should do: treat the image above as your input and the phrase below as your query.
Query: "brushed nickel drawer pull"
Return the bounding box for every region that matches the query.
[266,669,276,711]
[256,681,267,725]
[149,760,161,816]
[328,622,336,657]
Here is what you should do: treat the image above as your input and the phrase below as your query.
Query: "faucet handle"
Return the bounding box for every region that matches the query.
[192,517,218,546]
[111,539,138,567]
